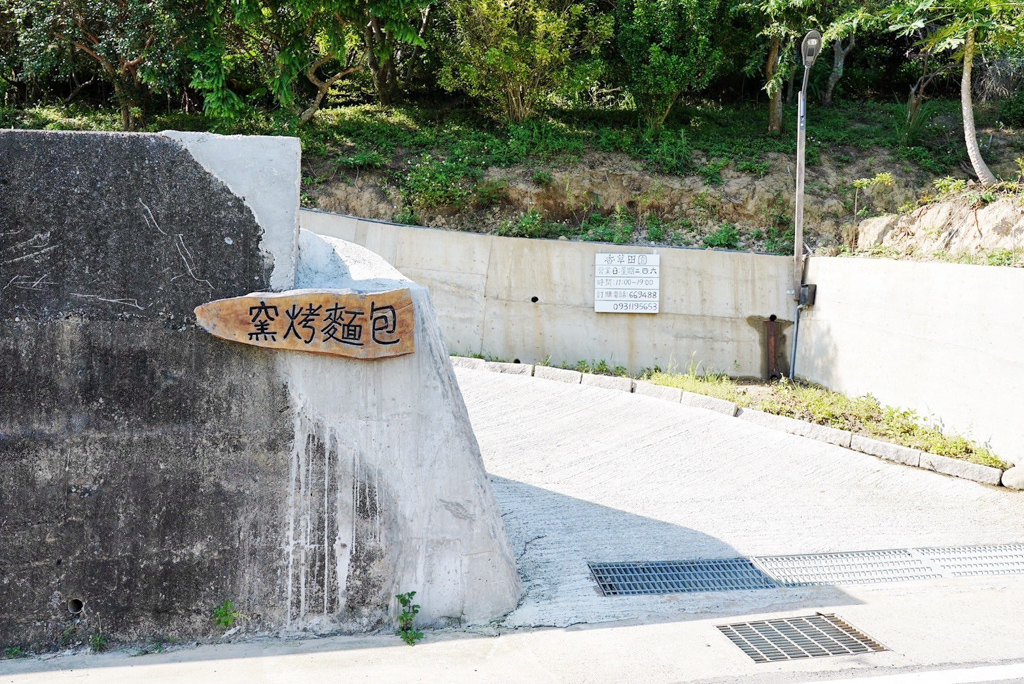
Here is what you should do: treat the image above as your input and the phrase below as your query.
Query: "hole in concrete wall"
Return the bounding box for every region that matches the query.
[531,296,539,303]
[67,599,84,614]
[513,359,521,364]
[769,314,777,321]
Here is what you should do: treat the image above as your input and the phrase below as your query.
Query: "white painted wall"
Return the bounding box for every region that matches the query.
[799,256,1024,465]
[302,210,796,377]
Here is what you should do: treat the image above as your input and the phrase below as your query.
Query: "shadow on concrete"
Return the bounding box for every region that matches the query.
[489,476,859,630]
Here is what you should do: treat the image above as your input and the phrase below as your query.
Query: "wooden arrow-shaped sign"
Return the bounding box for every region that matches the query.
[194,288,415,360]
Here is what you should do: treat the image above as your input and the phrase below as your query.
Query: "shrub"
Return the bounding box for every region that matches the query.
[496,208,564,238]
[440,0,612,122]
[615,0,727,129]
[580,206,634,244]
[999,92,1024,128]
[403,155,474,209]
[702,223,739,249]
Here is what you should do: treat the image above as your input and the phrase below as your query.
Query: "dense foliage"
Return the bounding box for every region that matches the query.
[1,0,1022,179]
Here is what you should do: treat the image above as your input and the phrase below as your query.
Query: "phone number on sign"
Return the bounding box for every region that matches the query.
[610,302,658,312]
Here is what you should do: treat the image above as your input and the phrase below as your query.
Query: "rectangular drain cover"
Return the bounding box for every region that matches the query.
[753,550,943,586]
[588,559,777,596]
[717,614,887,663]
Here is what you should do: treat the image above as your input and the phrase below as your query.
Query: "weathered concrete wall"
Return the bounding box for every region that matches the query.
[798,257,1024,466]
[1,130,299,648]
[0,131,518,650]
[303,210,1024,466]
[301,210,796,377]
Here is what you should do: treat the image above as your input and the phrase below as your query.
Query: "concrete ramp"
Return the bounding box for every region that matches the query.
[454,367,1024,628]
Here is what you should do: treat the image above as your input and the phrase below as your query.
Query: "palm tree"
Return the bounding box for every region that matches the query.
[960,28,997,185]
[891,0,1023,186]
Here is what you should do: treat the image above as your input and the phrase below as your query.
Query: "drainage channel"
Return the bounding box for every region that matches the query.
[588,543,1024,596]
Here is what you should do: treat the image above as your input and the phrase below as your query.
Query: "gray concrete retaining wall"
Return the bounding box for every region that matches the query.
[1,130,299,648]
[301,210,795,379]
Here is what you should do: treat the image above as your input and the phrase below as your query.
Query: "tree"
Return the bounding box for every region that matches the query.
[615,0,727,129]
[740,0,819,133]
[900,25,954,133]
[820,5,875,105]
[358,0,431,106]
[12,0,196,129]
[440,0,612,123]
[890,0,1024,185]
[1,1,26,104]
[192,0,425,125]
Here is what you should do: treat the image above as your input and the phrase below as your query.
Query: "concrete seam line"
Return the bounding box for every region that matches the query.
[452,356,1007,487]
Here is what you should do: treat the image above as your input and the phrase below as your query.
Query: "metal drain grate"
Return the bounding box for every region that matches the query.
[717,614,887,663]
[588,544,1024,596]
[920,544,1024,577]
[753,549,943,586]
[588,559,777,596]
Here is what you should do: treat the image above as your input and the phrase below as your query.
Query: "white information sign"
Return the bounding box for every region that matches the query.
[594,252,660,313]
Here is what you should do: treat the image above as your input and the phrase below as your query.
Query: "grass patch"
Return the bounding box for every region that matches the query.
[495,208,572,239]
[646,369,744,404]
[560,359,629,377]
[646,371,1006,469]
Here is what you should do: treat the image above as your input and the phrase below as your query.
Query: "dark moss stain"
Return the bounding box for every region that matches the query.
[0,131,294,649]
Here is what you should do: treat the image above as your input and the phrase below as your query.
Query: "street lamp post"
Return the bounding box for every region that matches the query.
[789,30,822,381]
[793,30,821,298]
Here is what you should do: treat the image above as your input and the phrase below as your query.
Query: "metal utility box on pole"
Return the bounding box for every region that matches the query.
[793,29,821,299]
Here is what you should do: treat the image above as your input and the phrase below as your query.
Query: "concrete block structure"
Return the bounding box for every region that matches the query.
[0,130,519,649]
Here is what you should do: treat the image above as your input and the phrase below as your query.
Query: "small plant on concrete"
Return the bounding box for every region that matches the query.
[213,600,243,630]
[89,633,108,653]
[395,592,423,646]
[3,647,26,659]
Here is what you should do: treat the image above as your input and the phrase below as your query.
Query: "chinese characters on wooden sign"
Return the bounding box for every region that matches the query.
[194,288,415,359]
[594,253,660,313]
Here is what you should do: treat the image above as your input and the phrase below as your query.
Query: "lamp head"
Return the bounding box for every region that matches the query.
[802,30,822,68]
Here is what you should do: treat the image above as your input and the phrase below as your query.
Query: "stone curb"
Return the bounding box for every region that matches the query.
[633,381,683,403]
[737,409,853,448]
[681,392,738,417]
[485,361,534,376]
[533,366,583,384]
[920,452,1003,486]
[581,373,634,393]
[450,356,487,370]
[455,356,1011,488]
[850,434,921,467]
